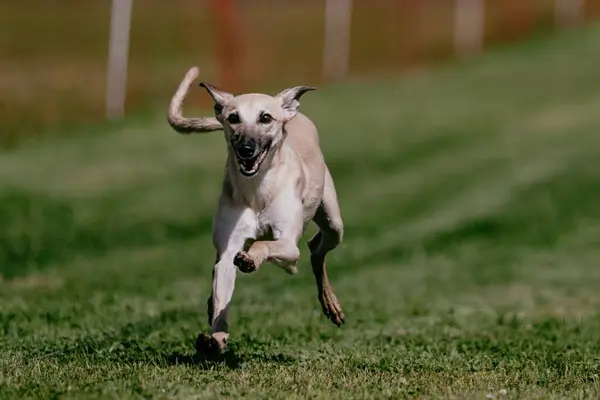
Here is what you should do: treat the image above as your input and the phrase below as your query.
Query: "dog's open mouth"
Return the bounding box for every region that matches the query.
[234,144,271,177]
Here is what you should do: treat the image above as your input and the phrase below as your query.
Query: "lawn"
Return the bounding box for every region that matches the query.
[2,25,600,399]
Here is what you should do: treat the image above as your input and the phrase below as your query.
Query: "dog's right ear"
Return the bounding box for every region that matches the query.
[199,82,233,114]
[276,86,316,121]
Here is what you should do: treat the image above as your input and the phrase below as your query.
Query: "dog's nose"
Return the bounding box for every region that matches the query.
[235,141,257,159]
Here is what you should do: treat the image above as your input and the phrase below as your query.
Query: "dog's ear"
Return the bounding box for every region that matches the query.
[199,82,233,114]
[276,86,316,120]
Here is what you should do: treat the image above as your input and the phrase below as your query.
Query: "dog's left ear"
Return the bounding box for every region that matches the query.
[199,82,233,115]
[276,86,316,120]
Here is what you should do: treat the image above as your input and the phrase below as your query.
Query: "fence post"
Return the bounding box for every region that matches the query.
[105,0,133,120]
[210,0,241,91]
[323,0,353,81]
[555,0,584,27]
[454,0,484,58]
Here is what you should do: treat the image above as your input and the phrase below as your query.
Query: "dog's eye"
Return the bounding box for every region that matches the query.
[259,113,273,124]
[227,113,240,124]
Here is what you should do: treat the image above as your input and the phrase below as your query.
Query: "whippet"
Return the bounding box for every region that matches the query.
[167,67,345,354]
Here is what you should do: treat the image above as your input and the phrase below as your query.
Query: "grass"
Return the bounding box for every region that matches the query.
[2,25,600,399]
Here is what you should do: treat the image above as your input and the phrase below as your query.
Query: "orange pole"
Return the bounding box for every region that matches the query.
[505,0,532,40]
[209,0,241,91]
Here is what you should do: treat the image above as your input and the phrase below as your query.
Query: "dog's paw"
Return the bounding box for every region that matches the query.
[195,332,227,359]
[234,251,257,273]
[319,289,345,327]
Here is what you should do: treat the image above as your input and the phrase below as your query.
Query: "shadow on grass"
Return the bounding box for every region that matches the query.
[165,337,296,370]
[33,335,296,371]
[24,308,297,370]
[166,350,243,370]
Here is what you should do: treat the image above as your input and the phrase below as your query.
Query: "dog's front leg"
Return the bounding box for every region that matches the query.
[197,200,256,355]
[234,194,303,275]
[234,238,300,274]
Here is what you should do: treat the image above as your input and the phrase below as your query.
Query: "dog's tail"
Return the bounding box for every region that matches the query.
[167,67,223,134]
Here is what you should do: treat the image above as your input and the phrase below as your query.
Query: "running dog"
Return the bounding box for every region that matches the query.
[167,67,345,354]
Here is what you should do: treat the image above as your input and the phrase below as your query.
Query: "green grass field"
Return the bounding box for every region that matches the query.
[2,25,600,399]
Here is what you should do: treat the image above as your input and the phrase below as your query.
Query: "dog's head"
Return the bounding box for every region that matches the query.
[199,82,315,178]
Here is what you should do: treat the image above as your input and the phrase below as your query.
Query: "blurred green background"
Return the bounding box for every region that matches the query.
[3,0,600,143]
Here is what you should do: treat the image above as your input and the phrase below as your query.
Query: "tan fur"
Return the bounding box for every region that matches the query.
[167,67,345,355]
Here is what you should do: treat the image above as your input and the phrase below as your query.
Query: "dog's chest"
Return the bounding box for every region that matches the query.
[254,214,273,240]
[253,207,281,240]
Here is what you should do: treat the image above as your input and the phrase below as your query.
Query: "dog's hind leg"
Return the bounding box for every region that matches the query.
[308,167,345,327]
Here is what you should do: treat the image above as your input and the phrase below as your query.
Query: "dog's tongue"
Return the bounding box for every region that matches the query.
[242,159,255,170]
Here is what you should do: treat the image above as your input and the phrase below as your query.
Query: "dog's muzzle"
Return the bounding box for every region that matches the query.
[231,138,270,177]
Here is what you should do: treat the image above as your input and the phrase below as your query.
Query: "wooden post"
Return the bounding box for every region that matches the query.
[454,0,484,58]
[555,0,584,27]
[506,0,533,38]
[105,0,133,120]
[210,0,241,91]
[323,0,353,81]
